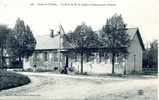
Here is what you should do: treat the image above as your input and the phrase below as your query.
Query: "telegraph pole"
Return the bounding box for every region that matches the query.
[58,25,65,72]
[58,29,62,72]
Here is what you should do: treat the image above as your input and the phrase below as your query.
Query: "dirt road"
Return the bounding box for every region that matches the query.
[0,72,157,100]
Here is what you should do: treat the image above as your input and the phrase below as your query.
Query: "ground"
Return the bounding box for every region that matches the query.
[0,72,157,100]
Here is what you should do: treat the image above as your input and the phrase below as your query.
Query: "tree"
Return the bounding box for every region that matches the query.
[143,40,158,73]
[6,31,19,67]
[0,25,10,68]
[63,23,100,74]
[100,14,130,74]
[143,43,149,68]
[149,40,158,68]
[10,18,36,67]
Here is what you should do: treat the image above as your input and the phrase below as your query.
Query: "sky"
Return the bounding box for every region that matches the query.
[0,0,158,43]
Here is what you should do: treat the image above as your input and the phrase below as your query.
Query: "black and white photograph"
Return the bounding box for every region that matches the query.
[0,0,158,100]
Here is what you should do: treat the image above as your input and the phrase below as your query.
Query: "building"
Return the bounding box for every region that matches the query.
[23,28,145,74]
[125,28,145,73]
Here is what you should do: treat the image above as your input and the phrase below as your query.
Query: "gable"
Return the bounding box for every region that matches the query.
[136,29,145,50]
[126,28,145,50]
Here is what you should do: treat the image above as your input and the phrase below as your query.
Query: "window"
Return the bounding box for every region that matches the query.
[33,53,38,61]
[44,52,48,61]
[54,52,58,62]
[51,53,54,61]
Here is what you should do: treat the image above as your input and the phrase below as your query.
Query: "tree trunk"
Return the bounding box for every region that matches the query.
[124,65,126,75]
[86,54,89,62]
[64,55,68,74]
[99,52,101,63]
[112,53,115,74]
[65,55,69,68]
[81,49,83,74]
[19,56,23,68]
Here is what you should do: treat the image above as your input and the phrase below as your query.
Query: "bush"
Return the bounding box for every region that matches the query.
[54,67,58,71]
[0,70,31,90]
[143,67,158,75]
[83,72,88,75]
[24,68,33,72]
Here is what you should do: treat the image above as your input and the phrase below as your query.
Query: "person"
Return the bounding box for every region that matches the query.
[64,65,68,74]
[61,65,68,74]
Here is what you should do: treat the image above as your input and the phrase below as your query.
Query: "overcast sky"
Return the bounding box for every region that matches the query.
[0,0,158,43]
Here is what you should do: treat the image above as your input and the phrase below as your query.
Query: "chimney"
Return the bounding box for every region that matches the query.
[50,29,54,38]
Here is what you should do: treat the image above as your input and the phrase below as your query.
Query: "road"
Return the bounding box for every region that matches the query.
[0,72,157,100]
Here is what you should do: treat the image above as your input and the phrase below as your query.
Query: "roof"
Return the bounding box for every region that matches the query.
[35,34,62,50]
[35,28,145,50]
[126,28,138,40]
[126,28,145,50]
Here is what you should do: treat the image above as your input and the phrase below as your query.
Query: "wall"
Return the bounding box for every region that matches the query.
[69,54,125,74]
[23,50,65,71]
[126,33,143,73]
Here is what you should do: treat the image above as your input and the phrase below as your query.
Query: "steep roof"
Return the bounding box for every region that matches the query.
[35,28,145,50]
[126,28,145,50]
[126,28,138,40]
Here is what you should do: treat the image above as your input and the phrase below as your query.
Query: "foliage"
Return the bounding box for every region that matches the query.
[6,31,19,57]
[5,18,36,68]
[0,25,10,47]
[63,23,101,59]
[63,23,100,49]
[0,18,36,69]
[100,14,130,51]
[100,14,130,74]
[0,25,10,68]
[143,40,158,72]
[11,18,36,58]
[149,40,158,67]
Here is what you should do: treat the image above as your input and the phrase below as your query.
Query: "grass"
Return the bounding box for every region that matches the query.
[0,70,31,90]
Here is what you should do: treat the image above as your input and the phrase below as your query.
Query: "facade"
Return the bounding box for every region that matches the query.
[24,28,145,74]
[23,34,65,71]
[125,28,145,73]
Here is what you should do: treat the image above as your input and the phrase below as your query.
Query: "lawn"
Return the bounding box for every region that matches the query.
[0,70,30,90]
